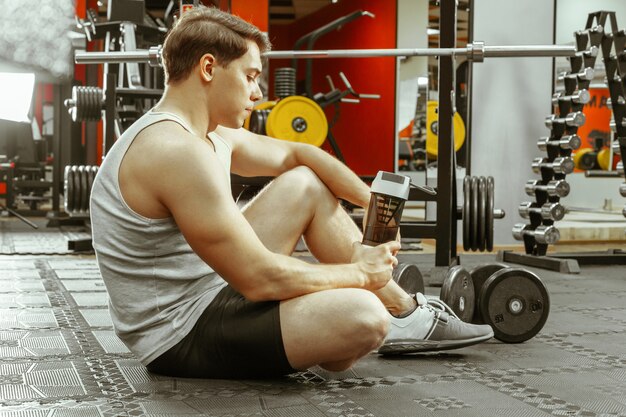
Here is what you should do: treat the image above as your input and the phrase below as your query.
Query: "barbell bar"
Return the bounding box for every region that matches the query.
[74,41,577,65]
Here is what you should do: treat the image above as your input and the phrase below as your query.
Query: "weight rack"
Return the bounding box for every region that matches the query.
[501,11,626,271]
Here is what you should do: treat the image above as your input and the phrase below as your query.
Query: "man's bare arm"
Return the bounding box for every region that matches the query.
[152,129,397,301]
[217,127,371,209]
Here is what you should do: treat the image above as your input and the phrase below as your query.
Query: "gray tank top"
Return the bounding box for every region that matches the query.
[90,110,230,365]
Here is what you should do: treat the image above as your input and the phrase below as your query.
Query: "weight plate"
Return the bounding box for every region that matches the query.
[573,148,594,170]
[71,166,80,214]
[480,268,550,343]
[86,166,95,212]
[63,165,72,213]
[463,176,471,251]
[77,166,86,212]
[266,95,328,147]
[486,177,495,252]
[440,265,475,322]
[597,148,611,170]
[469,262,508,324]
[248,110,263,134]
[261,109,269,135]
[477,177,487,252]
[86,87,94,120]
[82,166,89,211]
[88,87,97,120]
[244,100,276,131]
[470,176,479,251]
[392,263,425,295]
[425,100,466,157]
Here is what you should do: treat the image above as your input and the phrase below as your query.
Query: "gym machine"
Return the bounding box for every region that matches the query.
[61,1,167,251]
[500,11,626,272]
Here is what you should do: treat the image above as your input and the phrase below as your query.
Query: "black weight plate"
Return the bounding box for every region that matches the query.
[249,110,262,133]
[63,165,73,212]
[88,87,96,120]
[86,166,94,212]
[469,262,508,324]
[486,177,495,252]
[80,166,88,212]
[71,166,80,213]
[470,176,479,251]
[478,177,487,251]
[262,109,270,135]
[393,263,425,295]
[480,268,550,343]
[440,265,475,322]
[463,176,471,251]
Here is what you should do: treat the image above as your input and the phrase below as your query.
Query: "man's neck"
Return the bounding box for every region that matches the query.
[154,83,213,138]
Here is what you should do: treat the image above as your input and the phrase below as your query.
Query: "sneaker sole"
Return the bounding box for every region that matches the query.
[378,331,494,355]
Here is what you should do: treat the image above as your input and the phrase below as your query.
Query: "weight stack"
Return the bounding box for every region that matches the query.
[63,165,99,216]
[514,20,606,256]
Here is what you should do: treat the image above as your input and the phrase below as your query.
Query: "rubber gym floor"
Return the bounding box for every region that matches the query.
[0,217,625,417]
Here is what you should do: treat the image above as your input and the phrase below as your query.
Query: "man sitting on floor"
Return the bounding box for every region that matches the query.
[90,6,493,379]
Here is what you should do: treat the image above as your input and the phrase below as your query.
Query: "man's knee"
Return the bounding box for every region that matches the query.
[341,289,390,353]
[279,166,332,201]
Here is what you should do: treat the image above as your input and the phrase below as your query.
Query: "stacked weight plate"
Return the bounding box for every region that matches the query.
[513,25,604,256]
[63,165,99,216]
[462,176,496,252]
[66,86,104,122]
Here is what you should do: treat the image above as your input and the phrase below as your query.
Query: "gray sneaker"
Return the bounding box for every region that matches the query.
[378,297,494,355]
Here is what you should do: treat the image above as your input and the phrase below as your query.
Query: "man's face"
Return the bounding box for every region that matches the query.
[209,40,263,129]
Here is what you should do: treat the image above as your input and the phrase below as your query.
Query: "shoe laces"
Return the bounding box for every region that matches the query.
[422,296,461,320]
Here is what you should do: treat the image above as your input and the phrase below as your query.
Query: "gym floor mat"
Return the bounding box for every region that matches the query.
[0,227,624,416]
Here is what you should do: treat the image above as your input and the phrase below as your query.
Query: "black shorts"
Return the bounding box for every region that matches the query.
[146,285,296,379]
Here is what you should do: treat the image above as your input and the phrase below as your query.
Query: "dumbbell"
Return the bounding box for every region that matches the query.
[469,263,550,343]
[618,161,624,175]
[537,135,581,152]
[518,202,566,221]
[525,179,570,198]
[606,95,625,110]
[575,45,599,59]
[532,157,575,175]
[619,182,626,197]
[610,117,626,132]
[393,263,424,295]
[613,141,621,155]
[551,89,590,105]
[512,224,560,245]
[558,67,594,82]
[545,112,586,129]
[439,266,475,322]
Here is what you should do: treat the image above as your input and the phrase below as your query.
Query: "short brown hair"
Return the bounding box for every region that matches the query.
[162,6,271,84]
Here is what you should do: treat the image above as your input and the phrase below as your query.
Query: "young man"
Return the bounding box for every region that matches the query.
[90,6,493,379]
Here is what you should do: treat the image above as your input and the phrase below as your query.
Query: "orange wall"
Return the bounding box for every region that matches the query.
[231,0,269,31]
[269,1,397,176]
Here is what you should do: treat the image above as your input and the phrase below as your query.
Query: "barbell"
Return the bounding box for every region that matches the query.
[73,41,578,65]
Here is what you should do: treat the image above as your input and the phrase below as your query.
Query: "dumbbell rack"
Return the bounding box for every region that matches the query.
[501,11,626,272]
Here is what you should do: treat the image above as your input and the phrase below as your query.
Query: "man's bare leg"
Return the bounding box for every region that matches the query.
[242,166,416,370]
[242,166,416,315]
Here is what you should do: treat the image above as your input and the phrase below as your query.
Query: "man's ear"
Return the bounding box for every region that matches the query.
[200,53,216,82]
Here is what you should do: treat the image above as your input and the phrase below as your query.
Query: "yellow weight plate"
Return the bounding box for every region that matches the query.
[244,100,277,130]
[597,148,611,170]
[265,96,328,147]
[426,100,466,157]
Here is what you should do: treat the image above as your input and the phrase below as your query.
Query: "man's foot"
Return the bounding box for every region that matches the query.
[378,297,493,355]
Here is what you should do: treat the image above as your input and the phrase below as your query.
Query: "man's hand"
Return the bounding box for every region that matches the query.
[351,241,400,291]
